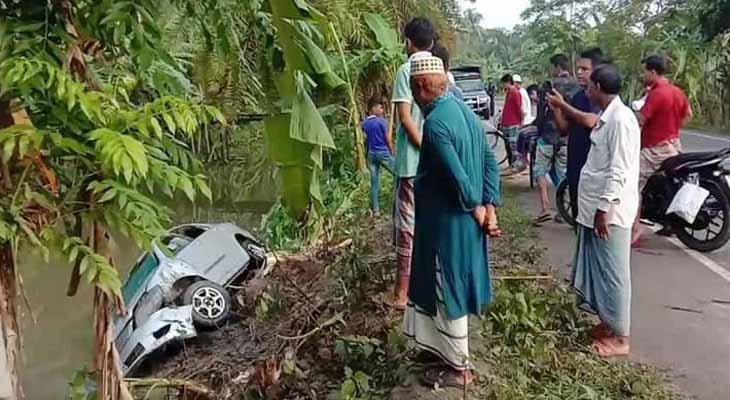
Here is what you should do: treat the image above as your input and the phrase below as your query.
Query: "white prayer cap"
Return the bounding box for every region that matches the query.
[410,56,445,76]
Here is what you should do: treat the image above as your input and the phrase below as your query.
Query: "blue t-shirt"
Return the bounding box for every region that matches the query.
[362,116,390,155]
[566,89,601,194]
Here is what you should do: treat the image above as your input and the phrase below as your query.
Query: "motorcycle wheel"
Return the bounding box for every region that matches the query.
[675,180,730,252]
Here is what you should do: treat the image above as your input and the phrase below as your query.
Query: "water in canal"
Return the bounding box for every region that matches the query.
[18,161,277,399]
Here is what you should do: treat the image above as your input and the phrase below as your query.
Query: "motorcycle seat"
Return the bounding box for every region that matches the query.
[660,148,730,172]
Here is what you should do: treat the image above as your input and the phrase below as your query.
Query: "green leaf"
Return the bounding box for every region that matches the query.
[291,23,345,89]
[196,177,212,201]
[149,117,163,138]
[68,246,79,264]
[121,155,134,183]
[2,137,15,162]
[162,112,176,133]
[14,22,45,33]
[290,73,336,149]
[364,13,401,51]
[179,175,195,201]
[98,189,117,203]
[205,106,226,124]
[17,135,30,158]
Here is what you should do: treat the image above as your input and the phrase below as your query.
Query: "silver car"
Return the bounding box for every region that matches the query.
[113,223,269,375]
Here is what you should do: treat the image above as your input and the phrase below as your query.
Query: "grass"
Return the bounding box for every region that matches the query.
[320,185,685,399]
[129,172,685,400]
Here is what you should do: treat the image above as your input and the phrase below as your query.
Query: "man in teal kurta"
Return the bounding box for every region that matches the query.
[403,56,501,389]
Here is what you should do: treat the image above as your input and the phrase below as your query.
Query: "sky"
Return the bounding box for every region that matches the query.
[458,0,531,30]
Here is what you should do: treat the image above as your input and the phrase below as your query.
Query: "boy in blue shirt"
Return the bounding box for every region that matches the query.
[362,97,394,216]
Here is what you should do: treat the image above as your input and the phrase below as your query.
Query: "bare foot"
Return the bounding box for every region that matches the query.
[383,293,407,310]
[591,336,630,357]
[588,323,612,339]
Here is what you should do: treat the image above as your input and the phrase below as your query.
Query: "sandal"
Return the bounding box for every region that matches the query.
[422,368,473,389]
[533,213,552,225]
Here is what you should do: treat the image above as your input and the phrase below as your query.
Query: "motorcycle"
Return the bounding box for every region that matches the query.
[556,148,730,252]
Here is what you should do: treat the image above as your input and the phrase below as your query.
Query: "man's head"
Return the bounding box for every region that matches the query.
[587,63,621,107]
[641,55,669,87]
[404,18,437,56]
[367,97,384,117]
[550,53,571,77]
[410,56,447,108]
[500,73,514,91]
[513,74,523,88]
[577,47,605,89]
[431,44,450,71]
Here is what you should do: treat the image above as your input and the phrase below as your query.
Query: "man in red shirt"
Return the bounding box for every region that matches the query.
[500,73,523,170]
[631,55,692,244]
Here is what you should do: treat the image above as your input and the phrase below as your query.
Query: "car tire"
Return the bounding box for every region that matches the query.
[182,280,231,327]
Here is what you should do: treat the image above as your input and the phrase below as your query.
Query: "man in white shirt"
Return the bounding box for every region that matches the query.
[571,64,640,358]
[513,74,533,125]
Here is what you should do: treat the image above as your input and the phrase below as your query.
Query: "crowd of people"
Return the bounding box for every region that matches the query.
[358,16,692,389]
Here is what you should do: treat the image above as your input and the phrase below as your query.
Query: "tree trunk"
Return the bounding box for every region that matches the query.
[0,243,20,400]
[91,221,132,400]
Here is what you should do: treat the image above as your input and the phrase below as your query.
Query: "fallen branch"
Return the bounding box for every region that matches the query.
[125,378,212,399]
[277,312,344,341]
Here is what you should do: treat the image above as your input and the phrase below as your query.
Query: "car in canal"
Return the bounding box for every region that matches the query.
[113,223,270,375]
[451,64,491,119]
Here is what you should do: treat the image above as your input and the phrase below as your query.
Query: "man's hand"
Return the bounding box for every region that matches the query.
[594,210,609,240]
[473,206,486,226]
[483,204,502,238]
[547,89,566,110]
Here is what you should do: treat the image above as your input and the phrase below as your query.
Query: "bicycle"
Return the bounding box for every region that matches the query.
[555,179,576,226]
[485,127,511,166]
[527,135,537,189]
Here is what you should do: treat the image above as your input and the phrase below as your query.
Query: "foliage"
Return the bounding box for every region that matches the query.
[0,1,222,398]
[456,0,730,128]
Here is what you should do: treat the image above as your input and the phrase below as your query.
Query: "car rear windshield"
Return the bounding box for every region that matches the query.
[455,80,485,92]
[122,253,159,306]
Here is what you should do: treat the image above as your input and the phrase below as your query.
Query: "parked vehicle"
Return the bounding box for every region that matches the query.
[451,65,491,119]
[113,223,269,375]
[556,148,730,252]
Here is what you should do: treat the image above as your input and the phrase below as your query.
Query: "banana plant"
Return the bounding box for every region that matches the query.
[263,0,346,220]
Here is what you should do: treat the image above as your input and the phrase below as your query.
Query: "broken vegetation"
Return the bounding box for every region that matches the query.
[129,182,684,400]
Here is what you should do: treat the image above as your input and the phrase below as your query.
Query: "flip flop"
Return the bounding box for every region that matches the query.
[533,213,552,225]
[422,368,472,389]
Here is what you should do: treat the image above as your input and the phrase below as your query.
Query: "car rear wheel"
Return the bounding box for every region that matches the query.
[182,280,231,327]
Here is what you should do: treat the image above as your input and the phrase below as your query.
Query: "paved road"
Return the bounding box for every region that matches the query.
[513,129,730,400]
